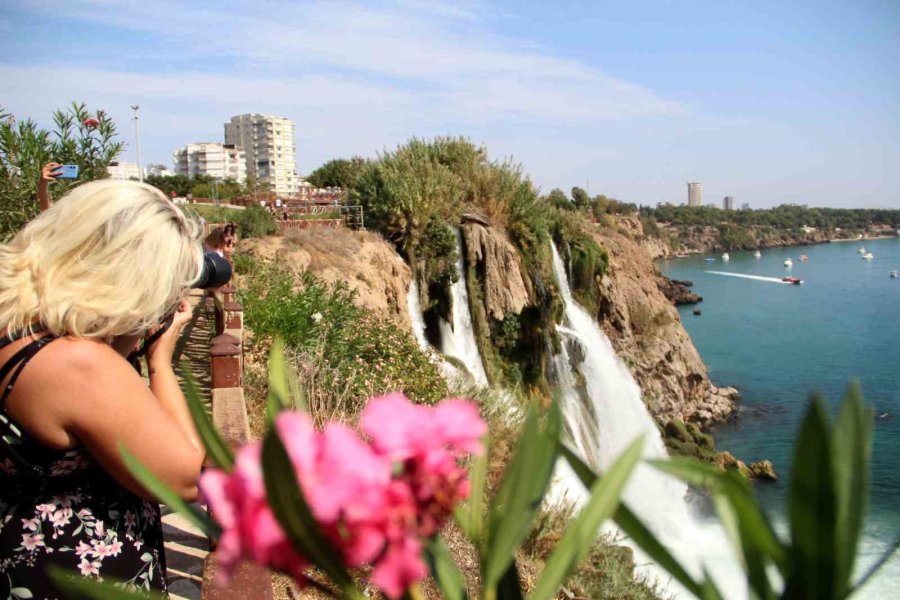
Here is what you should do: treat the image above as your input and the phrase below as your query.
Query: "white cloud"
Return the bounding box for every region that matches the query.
[4,0,685,182]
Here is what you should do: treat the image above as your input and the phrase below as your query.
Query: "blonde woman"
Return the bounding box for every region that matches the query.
[0,180,206,596]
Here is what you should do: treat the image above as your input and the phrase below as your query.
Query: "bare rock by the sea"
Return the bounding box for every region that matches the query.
[749,460,778,481]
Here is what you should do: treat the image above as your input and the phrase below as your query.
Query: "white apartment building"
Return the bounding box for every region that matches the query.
[146,164,174,178]
[173,142,247,181]
[723,196,735,210]
[687,182,702,207]
[107,161,142,180]
[224,114,298,195]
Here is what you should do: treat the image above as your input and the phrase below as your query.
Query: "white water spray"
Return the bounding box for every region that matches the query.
[438,229,489,386]
[549,242,745,599]
[406,278,430,351]
[706,270,795,285]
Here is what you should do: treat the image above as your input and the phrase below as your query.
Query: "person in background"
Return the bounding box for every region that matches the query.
[0,180,206,597]
[203,227,227,258]
[37,162,63,211]
[198,214,207,233]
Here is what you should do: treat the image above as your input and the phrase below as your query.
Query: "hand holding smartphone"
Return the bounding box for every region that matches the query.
[55,164,79,179]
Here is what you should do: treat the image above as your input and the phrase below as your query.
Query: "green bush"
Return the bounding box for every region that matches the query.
[239,258,448,406]
[235,204,277,238]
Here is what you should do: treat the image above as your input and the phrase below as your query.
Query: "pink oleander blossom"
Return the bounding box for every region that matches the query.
[82,117,100,128]
[200,395,486,599]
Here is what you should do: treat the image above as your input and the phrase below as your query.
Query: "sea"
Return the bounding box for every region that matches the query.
[661,237,900,597]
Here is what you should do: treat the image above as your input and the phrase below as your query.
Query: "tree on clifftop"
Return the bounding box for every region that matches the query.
[306,156,368,189]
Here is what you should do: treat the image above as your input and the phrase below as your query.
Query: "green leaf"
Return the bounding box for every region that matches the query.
[424,536,468,600]
[48,567,164,600]
[260,426,364,599]
[831,381,872,596]
[181,361,234,471]
[467,434,490,544]
[267,338,306,418]
[651,456,786,577]
[484,405,561,590]
[530,436,643,600]
[11,588,33,599]
[119,444,220,539]
[559,443,712,599]
[785,396,838,599]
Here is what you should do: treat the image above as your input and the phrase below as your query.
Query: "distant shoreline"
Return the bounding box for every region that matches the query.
[666,234,898,259]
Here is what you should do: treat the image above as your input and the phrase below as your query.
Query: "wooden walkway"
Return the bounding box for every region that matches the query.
[166,290,215,600]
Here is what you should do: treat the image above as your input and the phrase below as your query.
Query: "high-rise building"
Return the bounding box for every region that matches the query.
[173,142,246,181]
[741,202,750,211]
[224,114,298,195]
[723,196,735,210]
[687,182,702,207]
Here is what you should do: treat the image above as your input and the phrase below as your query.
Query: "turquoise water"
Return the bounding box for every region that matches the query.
[661,238,900,596]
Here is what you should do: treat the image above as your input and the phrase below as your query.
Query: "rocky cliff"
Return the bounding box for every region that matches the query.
[590,217,737,425]
[238,228,412,326]
[461,221,532,320]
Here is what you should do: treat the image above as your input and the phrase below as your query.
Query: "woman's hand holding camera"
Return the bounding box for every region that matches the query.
[145,299,192,371]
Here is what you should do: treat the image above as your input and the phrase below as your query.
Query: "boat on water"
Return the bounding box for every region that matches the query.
[693,308,702,315]
[722,252,730,261]
[891,270,898,279]
[782,276,803,285]
[705,257,715,262]
[754,250,762,258]
[800,254,809,261]
[858,247,867,254]
[862,253,874,260]
[784,258,793,267]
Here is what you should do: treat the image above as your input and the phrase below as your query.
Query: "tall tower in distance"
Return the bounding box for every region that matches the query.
[723,196,735,210]
[224,114,298,195]
[687,182,702,207]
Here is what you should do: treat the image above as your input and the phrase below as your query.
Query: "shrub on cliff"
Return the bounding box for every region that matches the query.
[238,258,448,409]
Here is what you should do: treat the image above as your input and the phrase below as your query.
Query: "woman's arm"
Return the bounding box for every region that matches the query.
[38,163,62,212]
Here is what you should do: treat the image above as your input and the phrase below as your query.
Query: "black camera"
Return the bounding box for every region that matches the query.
[194,252,233,289]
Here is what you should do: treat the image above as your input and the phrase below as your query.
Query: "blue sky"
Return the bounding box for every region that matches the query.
[2,0,898,208]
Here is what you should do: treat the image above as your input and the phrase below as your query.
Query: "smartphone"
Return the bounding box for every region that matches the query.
[56,164,79,179]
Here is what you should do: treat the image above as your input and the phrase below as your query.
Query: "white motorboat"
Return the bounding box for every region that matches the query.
[862,253,874,260]
[890,270,898,279]
[858,247,866,254]
[754,250,762,258]
[784,258,793,267]
[722,252,730,261]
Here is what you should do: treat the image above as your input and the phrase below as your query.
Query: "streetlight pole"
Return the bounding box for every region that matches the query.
[131,105,144,183]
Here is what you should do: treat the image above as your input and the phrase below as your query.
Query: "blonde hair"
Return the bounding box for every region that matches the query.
[0,180,204,340]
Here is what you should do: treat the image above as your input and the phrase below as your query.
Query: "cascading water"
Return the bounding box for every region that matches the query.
[406,278,430,351]
[438,229,489,386]
[549,242,744,599]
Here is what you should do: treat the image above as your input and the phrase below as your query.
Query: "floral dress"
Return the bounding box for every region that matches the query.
[0,332,167,598]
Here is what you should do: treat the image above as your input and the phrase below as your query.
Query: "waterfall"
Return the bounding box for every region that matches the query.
[406,278,430,351]
[549,242,744,599]
[438,229,489,386]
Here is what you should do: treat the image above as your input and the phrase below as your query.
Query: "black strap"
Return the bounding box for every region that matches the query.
[0,336,58,411]
[0,335,58,480]
[126,315,174,367]
[0,325,46,351]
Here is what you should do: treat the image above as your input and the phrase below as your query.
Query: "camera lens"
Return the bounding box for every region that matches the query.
[194,252,233,289]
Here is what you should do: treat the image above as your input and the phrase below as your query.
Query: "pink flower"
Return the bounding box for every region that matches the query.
[21,517,39,531]
[79,558,100,576]
[83,117,100,128]
[371,536,428,599]
[21,533,45,551]
[361,393,486,461]
[75,541,92,557]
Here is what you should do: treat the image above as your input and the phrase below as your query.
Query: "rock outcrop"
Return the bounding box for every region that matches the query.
[589,217,737,425]
[238,228,412,326]
[657,278,703,305]
[749,459,778,481]
[461,222,531,320]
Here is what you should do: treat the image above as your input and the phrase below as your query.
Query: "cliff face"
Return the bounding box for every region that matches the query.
[239,228,412,326]
[590,217,737,425]
[461,222,531,320]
